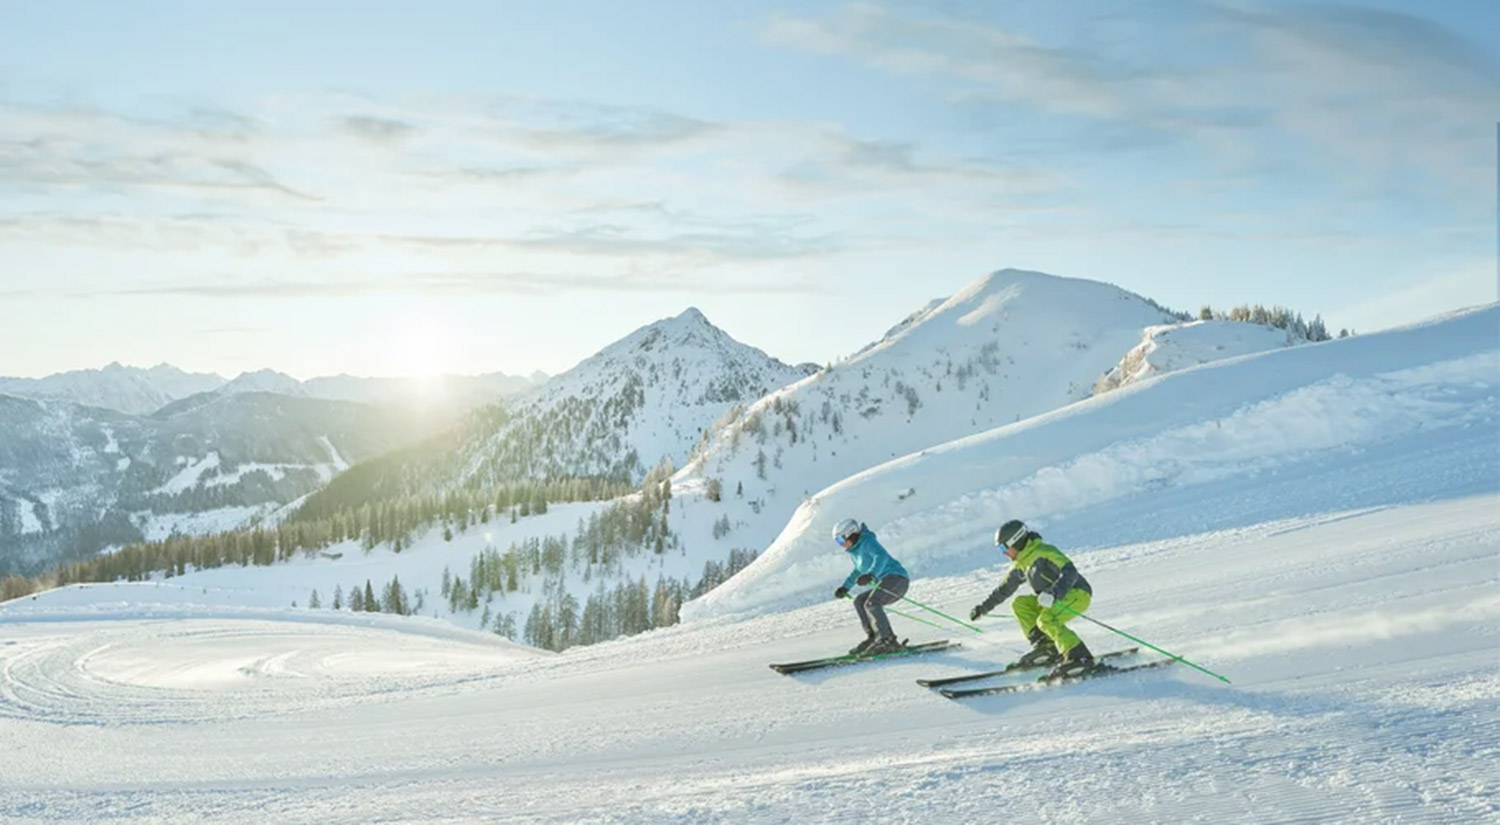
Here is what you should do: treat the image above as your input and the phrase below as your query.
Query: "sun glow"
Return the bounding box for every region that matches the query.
[383,318,458,387]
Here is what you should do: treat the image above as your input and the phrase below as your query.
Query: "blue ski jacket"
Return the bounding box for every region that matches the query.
[841,524,909,590]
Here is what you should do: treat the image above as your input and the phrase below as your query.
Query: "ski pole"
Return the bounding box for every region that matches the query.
[875,585,985,635]
[841,592,946,631]
[1055,603,1231,684]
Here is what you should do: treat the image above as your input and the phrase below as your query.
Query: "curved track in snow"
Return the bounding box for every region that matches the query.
[0,618,527,726]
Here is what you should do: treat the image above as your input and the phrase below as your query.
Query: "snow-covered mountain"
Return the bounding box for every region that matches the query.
[460,307,817,486]
[686,303,1499,619]
[221,369,304,396]
[0,363,226,415]
[1093,319,1304,394]
[662,269,1183,567]
[0,392,425,576]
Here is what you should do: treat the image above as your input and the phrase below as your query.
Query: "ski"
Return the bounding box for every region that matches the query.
[769,640,959,675]
[939,658,1175,699]
[916,647,1141,688]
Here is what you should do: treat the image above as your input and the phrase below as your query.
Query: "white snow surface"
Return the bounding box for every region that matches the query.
[1094,319,1296,393]
[133,505,281,543]
[2,494,1496,823]
[15,497,44,535]
[156,451,223,495]
[1,303,1496,823]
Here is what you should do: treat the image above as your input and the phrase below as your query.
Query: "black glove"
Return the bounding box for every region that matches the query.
[855,573,874,587]
[834,587,849,600]
[969,605,985,621]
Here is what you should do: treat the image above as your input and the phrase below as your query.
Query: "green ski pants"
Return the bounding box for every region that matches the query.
[1012,589,1091,654]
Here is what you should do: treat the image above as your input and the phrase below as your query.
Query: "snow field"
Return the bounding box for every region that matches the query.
[2,494,1497,823]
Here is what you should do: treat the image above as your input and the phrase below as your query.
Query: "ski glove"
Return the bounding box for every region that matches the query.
[1037,592,1056,608]
[969,605,985,621]
[834,587,850,600]
[855,573,874,587]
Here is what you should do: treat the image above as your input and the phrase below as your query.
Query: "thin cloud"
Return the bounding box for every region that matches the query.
[781,134,1061,195]
[93,270,827,298]
[337,115,419,142]
[765,1,1499,201]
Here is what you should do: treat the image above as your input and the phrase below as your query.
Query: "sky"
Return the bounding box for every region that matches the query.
[1,0,1496,380]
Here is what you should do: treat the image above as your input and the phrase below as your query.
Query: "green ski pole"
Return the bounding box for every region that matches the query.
[1056,602,1231,684]
[874,585,985,635]
[841,592,946,631]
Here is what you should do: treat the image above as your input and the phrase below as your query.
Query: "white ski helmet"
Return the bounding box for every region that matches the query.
[832,518,860,545]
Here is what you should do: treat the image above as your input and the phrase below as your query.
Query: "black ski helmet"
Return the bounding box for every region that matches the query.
[995,519,1029,548]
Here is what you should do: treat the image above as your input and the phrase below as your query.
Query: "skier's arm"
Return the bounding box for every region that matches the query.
[975,568,1025,616]
[842,568,859,592]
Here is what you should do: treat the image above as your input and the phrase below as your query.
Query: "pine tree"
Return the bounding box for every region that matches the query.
[363,580,377,612]
[332,584,343,610]
[308,589,321,609]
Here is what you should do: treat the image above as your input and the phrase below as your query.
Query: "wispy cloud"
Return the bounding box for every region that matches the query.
[766,1,1500,201]
[95,270,827,298]
[337,114,418,142]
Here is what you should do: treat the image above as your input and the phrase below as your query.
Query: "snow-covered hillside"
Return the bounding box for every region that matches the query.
[686,304,1499,620]
[1093,319,1302,393]
[0,362,225,415]
[664,269,1181,576]
[0,392,423,575]
[460,307,816,485]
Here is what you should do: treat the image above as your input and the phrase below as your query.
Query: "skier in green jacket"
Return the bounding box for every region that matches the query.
[969,519,1096,677]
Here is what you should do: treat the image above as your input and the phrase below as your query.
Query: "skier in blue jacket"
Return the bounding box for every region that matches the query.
[831,518,910,656]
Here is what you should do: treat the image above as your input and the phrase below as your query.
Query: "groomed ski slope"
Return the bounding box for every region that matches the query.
[2,495,1496,823]
[2,304,1497,824]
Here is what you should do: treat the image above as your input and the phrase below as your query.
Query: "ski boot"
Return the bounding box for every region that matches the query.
[861,636,906,656]
[1047,642,1097,680]
[848,635,877,656]
[1014,627,1061,668]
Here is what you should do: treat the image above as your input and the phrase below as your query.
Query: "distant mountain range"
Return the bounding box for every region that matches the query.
[0,364,545,417]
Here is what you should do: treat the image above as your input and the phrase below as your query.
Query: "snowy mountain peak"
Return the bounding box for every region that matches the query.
[670,269,1185,575]
[223,369,304,396]
[459,308,816,485]
[610,307,737,356]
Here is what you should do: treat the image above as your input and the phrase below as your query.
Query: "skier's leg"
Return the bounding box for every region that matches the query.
[853,589,876,637]
[1037,589,1092,654]
[1012,594,1042,640]
[866,575,908,641]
